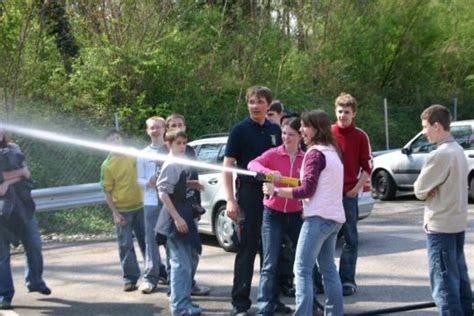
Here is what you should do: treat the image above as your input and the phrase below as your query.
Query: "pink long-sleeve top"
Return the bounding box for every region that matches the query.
[247,144,304,213]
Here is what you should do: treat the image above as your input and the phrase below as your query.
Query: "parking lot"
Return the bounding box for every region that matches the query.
[5,197,474,315]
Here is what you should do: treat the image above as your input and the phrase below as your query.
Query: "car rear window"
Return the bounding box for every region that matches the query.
[452,125,473,150]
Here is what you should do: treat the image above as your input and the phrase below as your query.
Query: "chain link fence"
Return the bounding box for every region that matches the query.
[0,101,148,235]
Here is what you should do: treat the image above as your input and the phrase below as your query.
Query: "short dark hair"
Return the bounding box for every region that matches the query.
[280,112,299,125]
[164,130,187,143]
[0,132,9,148]
[246,86,272,105]
[269,100,284,114]
[420,104,451,131]
[281,117,301,132]
[103,128,119,140]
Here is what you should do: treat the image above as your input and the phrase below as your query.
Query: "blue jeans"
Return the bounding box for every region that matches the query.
[294,216,343,316]
[427,231,472,315]
[115,208,146,285]
[338,195,359,288]
[257,207,302,315]
[167,236,200,314]
[143,204,164,285]
[0,214,47,305]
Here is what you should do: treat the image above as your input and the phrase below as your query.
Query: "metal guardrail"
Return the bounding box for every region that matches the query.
[31,182,105,212]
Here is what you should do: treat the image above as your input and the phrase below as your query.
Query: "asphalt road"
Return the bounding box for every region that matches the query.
[4,197,474,316]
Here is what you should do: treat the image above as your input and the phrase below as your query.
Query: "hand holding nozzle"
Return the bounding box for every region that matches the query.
[262,182,275,196]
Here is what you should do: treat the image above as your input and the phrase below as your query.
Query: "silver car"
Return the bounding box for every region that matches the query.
[190,134,374,252]
[372,119,474,200]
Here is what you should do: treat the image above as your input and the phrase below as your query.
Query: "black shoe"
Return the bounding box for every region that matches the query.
[342,285,356,296]
[0,301,12,310]
[159,264,168,284]
[274,301,292,314]
[280,284,296,297]
[28,286,51,295]
[123,283,137,292]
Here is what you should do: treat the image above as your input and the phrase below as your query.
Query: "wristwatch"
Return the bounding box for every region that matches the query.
[273,187,280,196]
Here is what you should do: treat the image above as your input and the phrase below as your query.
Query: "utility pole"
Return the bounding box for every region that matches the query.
[384,98,389,150]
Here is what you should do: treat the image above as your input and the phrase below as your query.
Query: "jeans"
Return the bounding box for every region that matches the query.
[338,195,359,288]
[257,207,302,315]
[143,204,163,285]
[278,232,295,288]
[427,231,472,316]
[232,183,264,311]
[167,236,200,314]
[0,214,47,305]
[294,216,343,316]
[115,208,146,285]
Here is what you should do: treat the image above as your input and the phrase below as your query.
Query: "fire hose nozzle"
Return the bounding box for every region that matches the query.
[255,172,300,187]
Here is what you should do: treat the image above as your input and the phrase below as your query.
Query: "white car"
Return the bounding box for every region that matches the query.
[372,119,474,200]
[190,135,375,252]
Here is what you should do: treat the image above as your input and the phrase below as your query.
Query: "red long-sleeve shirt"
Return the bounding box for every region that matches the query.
[331,123,372,193]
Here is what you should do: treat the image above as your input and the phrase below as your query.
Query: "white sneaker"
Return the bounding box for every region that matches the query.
[139,281,156,294]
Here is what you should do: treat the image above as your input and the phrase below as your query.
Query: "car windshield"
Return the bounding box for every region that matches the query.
[410,124,473,153]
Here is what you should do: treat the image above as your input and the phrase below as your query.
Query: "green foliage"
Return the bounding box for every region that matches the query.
[2,0,474,152]
[37,206,114,234]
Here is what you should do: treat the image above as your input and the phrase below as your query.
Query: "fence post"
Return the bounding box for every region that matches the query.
[453,97,458,121]
[114,112,119,130]
[384,98,389,150]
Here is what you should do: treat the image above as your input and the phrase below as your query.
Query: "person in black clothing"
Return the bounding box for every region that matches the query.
[223,86,291,315]
[0,130,51,310]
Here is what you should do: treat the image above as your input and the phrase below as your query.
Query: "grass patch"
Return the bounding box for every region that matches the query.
[37,205,114,235]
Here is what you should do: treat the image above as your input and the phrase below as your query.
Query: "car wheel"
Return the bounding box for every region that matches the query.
[469,176,474,201]
[214,205,238,252]
[374,170,397,200]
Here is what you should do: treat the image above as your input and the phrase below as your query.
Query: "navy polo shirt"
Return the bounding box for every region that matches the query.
[225,117,282,183]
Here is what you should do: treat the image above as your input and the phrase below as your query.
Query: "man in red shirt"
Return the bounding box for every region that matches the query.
[331,93,372,296]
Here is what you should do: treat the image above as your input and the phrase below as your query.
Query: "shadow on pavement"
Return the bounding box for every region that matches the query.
[14,297,163,316]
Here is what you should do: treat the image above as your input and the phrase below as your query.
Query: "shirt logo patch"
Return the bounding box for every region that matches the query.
[270,134,277,146]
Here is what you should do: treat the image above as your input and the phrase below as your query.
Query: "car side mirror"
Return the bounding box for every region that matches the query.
[401,147,411,155]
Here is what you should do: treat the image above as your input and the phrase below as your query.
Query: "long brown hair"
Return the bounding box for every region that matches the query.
[300,110,341,158]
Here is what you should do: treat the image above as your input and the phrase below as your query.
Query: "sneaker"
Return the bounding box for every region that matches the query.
[191,283,210,296]
[172,305,202,316]
[123,283,137,292]
[231,307,248,316]
[0,301,12,310]
[138,281,156,294]
[274,301,292,314]
[342,285,356,296]
[28,285,51,295]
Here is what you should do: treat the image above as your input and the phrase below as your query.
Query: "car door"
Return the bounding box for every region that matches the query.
[194,142,225,229]
[451,125,474,197]
[393,133,435,188]
[395,124,473,189]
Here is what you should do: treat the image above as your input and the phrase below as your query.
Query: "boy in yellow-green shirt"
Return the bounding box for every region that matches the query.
[100,129,145,292]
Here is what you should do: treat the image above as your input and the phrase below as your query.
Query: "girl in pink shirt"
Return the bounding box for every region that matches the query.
[248,117,304,314]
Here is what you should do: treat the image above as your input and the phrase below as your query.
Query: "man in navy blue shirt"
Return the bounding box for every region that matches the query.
[223,86,286,315]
